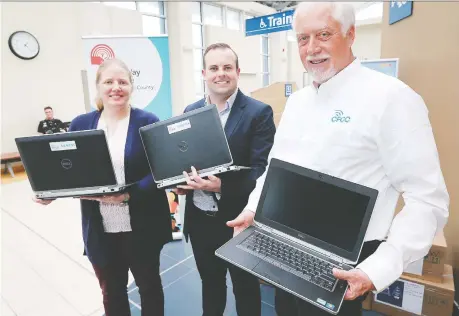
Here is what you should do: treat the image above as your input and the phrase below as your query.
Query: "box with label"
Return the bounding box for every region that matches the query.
[404,231,447,283]
[371,264,455,316]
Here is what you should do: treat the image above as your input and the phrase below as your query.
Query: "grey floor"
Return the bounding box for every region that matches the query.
[123,239,384,316]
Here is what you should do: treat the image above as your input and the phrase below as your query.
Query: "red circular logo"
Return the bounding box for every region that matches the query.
[90,44,115,65]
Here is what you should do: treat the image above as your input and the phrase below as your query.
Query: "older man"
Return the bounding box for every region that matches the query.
[227,2,449,316]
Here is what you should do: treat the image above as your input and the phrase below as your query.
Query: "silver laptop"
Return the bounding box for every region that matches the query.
[139,105,250,189]
[15,130,132,199]
[216,158,378,314]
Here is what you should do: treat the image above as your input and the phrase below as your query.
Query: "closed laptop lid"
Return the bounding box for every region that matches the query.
[140,105,232,182]
[15,130,117,192]
[254,158,378,264]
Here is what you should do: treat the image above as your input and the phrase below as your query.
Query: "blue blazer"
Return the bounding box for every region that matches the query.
[183,89,276,238]
[69,107,172,266]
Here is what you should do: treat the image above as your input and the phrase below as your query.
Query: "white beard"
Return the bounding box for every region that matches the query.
[308,66,337,84]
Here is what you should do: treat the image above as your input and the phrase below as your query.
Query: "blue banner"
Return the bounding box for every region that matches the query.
[245,10,294,36]
[389,1,413,25]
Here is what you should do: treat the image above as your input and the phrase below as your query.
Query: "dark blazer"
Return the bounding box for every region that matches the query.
[69,107,172,266]
[183,89,276,239]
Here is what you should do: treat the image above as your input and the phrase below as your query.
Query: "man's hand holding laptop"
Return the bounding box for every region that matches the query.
[174,166,221,193]
[227,209,376,301]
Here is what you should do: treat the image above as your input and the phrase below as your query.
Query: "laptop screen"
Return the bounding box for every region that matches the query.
[257,159,377,263]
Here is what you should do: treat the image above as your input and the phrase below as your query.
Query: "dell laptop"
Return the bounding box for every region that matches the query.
[215,158,378,314]
[15,130,132,199]
[139,105,249,189]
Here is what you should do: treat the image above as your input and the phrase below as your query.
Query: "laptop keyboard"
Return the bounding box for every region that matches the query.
[237,231,338,292]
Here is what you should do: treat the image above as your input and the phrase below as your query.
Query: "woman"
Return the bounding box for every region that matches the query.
[34,58,172,316]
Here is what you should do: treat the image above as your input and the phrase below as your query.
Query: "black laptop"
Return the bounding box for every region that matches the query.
[139,105,249,189]
[15,130,132,199]
[215,158,378,314]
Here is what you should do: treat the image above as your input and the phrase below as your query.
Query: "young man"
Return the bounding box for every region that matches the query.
[227,3,449,316]
[175,43,276,316]
[37,106,65,134]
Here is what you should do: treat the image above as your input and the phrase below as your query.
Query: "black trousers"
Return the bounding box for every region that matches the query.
[187,203,261,316]
[275,240,382,316]
[91,232,164,316]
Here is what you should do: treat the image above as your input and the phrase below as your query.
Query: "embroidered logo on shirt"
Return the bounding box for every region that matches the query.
[331,110,351,123]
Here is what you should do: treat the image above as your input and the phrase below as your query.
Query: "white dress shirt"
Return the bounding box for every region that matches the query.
[97,112,132,233]
[244,59,449,292]
[192,89,238,212]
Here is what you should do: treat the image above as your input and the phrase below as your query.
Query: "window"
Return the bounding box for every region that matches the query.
[192,2,205,100]
[192,2,202,23]
[142,15,165,35]
[226,8,241,30]
[202,3,223,26]
[261,35,270,87]
[102,1,167,35]
[137,1,164,15]
[137,2,167,35]
[104,2,136,10]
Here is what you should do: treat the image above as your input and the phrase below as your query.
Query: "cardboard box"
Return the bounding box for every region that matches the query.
[371,264,455,316]
[251,82,298,127]
[404,231,448,283]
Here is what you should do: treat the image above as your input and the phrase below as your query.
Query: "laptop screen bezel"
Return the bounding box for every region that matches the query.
[254,158,378,264]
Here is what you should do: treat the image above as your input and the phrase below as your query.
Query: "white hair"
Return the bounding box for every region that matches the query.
[292,2,356,34]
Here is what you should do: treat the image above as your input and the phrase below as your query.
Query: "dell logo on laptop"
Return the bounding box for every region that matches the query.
[61,158,72,169]
[298,233,306,240]
[178,141,189,152]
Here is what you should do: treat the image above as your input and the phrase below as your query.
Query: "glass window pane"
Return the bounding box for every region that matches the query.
[262,36,269,54]
[227,9,240,30]
[203,3,222,26]
[193,49,203,70]
[104,2,136,10]
[142,15,161,35]
[192,24,203,48]
[194,71,204,94]
[263,74,270,87]
[263,56,269,73]
[192,2,202,23]
[137,2,164,16]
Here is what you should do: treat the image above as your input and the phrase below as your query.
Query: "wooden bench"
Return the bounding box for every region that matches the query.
[1,152,22,178]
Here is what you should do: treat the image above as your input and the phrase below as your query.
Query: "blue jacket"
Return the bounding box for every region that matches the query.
[183,89,276,238]
[69,107,172,266]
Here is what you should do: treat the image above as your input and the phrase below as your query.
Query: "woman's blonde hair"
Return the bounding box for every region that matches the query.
[95,58,134,111]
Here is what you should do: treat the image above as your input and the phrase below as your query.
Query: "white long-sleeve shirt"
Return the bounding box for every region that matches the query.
[245,59,449,292]
[97,112,132,233]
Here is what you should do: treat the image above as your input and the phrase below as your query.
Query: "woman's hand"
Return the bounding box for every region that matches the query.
[32,196,54,205]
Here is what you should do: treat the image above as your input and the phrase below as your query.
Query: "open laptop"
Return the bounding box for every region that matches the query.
[139,105,250,189]
[215,158,378,314]
[15,130,132,199]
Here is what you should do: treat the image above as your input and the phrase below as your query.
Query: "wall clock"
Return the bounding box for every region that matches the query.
[8,31,40,60]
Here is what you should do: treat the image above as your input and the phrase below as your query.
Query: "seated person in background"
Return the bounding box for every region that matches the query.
[37,106,65,134]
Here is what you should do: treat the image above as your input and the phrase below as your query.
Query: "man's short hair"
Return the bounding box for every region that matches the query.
[203,43,239,69]
[44,106,53,111]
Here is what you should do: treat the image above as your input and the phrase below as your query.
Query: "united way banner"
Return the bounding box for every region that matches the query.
[82,36,172,120]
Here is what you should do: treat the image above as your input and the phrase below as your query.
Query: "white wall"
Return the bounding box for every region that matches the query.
[353,23,382,60]
[1,2,142,153]
[166,2,195,115]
